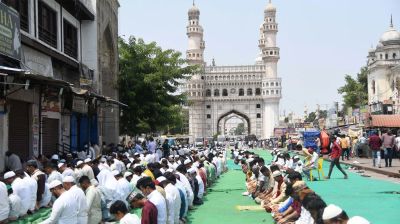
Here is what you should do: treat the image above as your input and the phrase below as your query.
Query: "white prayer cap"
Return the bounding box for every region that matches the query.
[323,204,343,220]
[76,161,83,167]
[187,167,196,174]
[51,154,59,160]
[127,163,131,169]
[348,216,370,224]
[112,170,120,176]
[100,158,107,163]
[193,162,200,168]
[49,180,63,189]
[124,171,133,178]
[184,159,192,165]
[293,155,300,160]
[174,155,179,158]
[57,162,65,169]
[272,170,282,178]
[156,176,167,182]
[62,175,75,183]
[4,171,16,179]
[133,164,141,168]
[168,155,174,158]
[166,168,174,173]
[84,158,92,163]
[134,153,140,156]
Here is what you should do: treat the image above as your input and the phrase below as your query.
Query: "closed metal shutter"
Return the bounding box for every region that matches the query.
[42,118,59,157]
[8,100,30,160]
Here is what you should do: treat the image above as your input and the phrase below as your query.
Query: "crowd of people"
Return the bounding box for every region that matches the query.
[0,142,228,224]
[233,139,370,224]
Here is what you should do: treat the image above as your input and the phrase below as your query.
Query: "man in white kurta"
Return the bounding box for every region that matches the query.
[40,180,78,224]
[23,172,38,212]
[4,171,30,216]
[0,182,10,223]
[113,170,132,201]
[79,176,102,224]
[157,176,181,224]
[62,176,88,224]
[81,163,95,181]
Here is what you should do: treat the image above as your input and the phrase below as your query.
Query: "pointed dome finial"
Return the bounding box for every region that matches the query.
[193,0,195,6]
[390,14,393,28]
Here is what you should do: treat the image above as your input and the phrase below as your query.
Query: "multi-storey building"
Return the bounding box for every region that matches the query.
[0,0,121,171]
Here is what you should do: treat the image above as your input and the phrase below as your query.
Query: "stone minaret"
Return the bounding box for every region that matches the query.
[186,1,205,66]
[260,0,282,138]
[186,1,206,138]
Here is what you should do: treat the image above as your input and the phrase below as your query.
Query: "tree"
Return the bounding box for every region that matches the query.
[118,36,198,135]
[338,67,368,111]
[305,112,317,122]
[235,123,245,135]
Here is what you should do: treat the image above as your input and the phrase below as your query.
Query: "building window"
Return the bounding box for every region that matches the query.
[206,105,211,109]
[3,0,29,32]
[206,114,211,119]
[63,19,78,58]
[255,88,261,95]
[214,89,220,96]
[256,104,261,108]
[38,0,58,48]
[222,89,228,96]
[257,113,261,118]
[393,53,397,59]
[271,82,274,86]
[205,89,211,97]
[247,88,253,96]
[239,88,244,96]
[372,80,376,94]
[385,54,389,60]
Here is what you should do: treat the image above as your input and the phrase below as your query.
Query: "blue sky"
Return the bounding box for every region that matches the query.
[118,0,400,116]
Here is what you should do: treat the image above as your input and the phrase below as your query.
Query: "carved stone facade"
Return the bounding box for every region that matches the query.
[97,0,120,144]
[185,1,282,139]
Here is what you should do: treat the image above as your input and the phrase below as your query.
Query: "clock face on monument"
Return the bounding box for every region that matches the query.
[230,88,236,94]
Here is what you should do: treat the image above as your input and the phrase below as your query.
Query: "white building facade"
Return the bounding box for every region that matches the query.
[185,1,282,139]
[367,17,400,113]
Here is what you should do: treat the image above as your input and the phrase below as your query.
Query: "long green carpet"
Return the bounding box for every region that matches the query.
[187,159,274,224]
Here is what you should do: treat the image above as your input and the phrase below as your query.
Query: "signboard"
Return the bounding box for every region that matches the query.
[0,2,21,61]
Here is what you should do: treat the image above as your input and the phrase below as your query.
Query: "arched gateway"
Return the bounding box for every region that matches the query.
[217,110,251,135]
[185,1,282,139]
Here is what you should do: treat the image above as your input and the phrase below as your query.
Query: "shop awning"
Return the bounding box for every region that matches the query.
[370,114,400,127]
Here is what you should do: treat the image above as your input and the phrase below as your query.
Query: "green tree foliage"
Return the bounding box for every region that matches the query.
[305,112,316,122]
[234,123,245,135]
[338,67,368,110]
[118,36,198,135]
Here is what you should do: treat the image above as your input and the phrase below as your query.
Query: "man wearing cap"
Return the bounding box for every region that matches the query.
[269,170,287,206]
[79,176,102,224]
[40,180,78,224]
[26,159,46,210]
[81,159,95,181]
[58,162,75,179]
[113,170,132,201]
[44,163,63,184]
[62,176,89,224]
[127,192,158,224]
[322,204,349,224]
[3,170,30,216]
[6,183,22,221]
[136,177,167,224]
[158,173,181,224]
[348,216,370,224]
